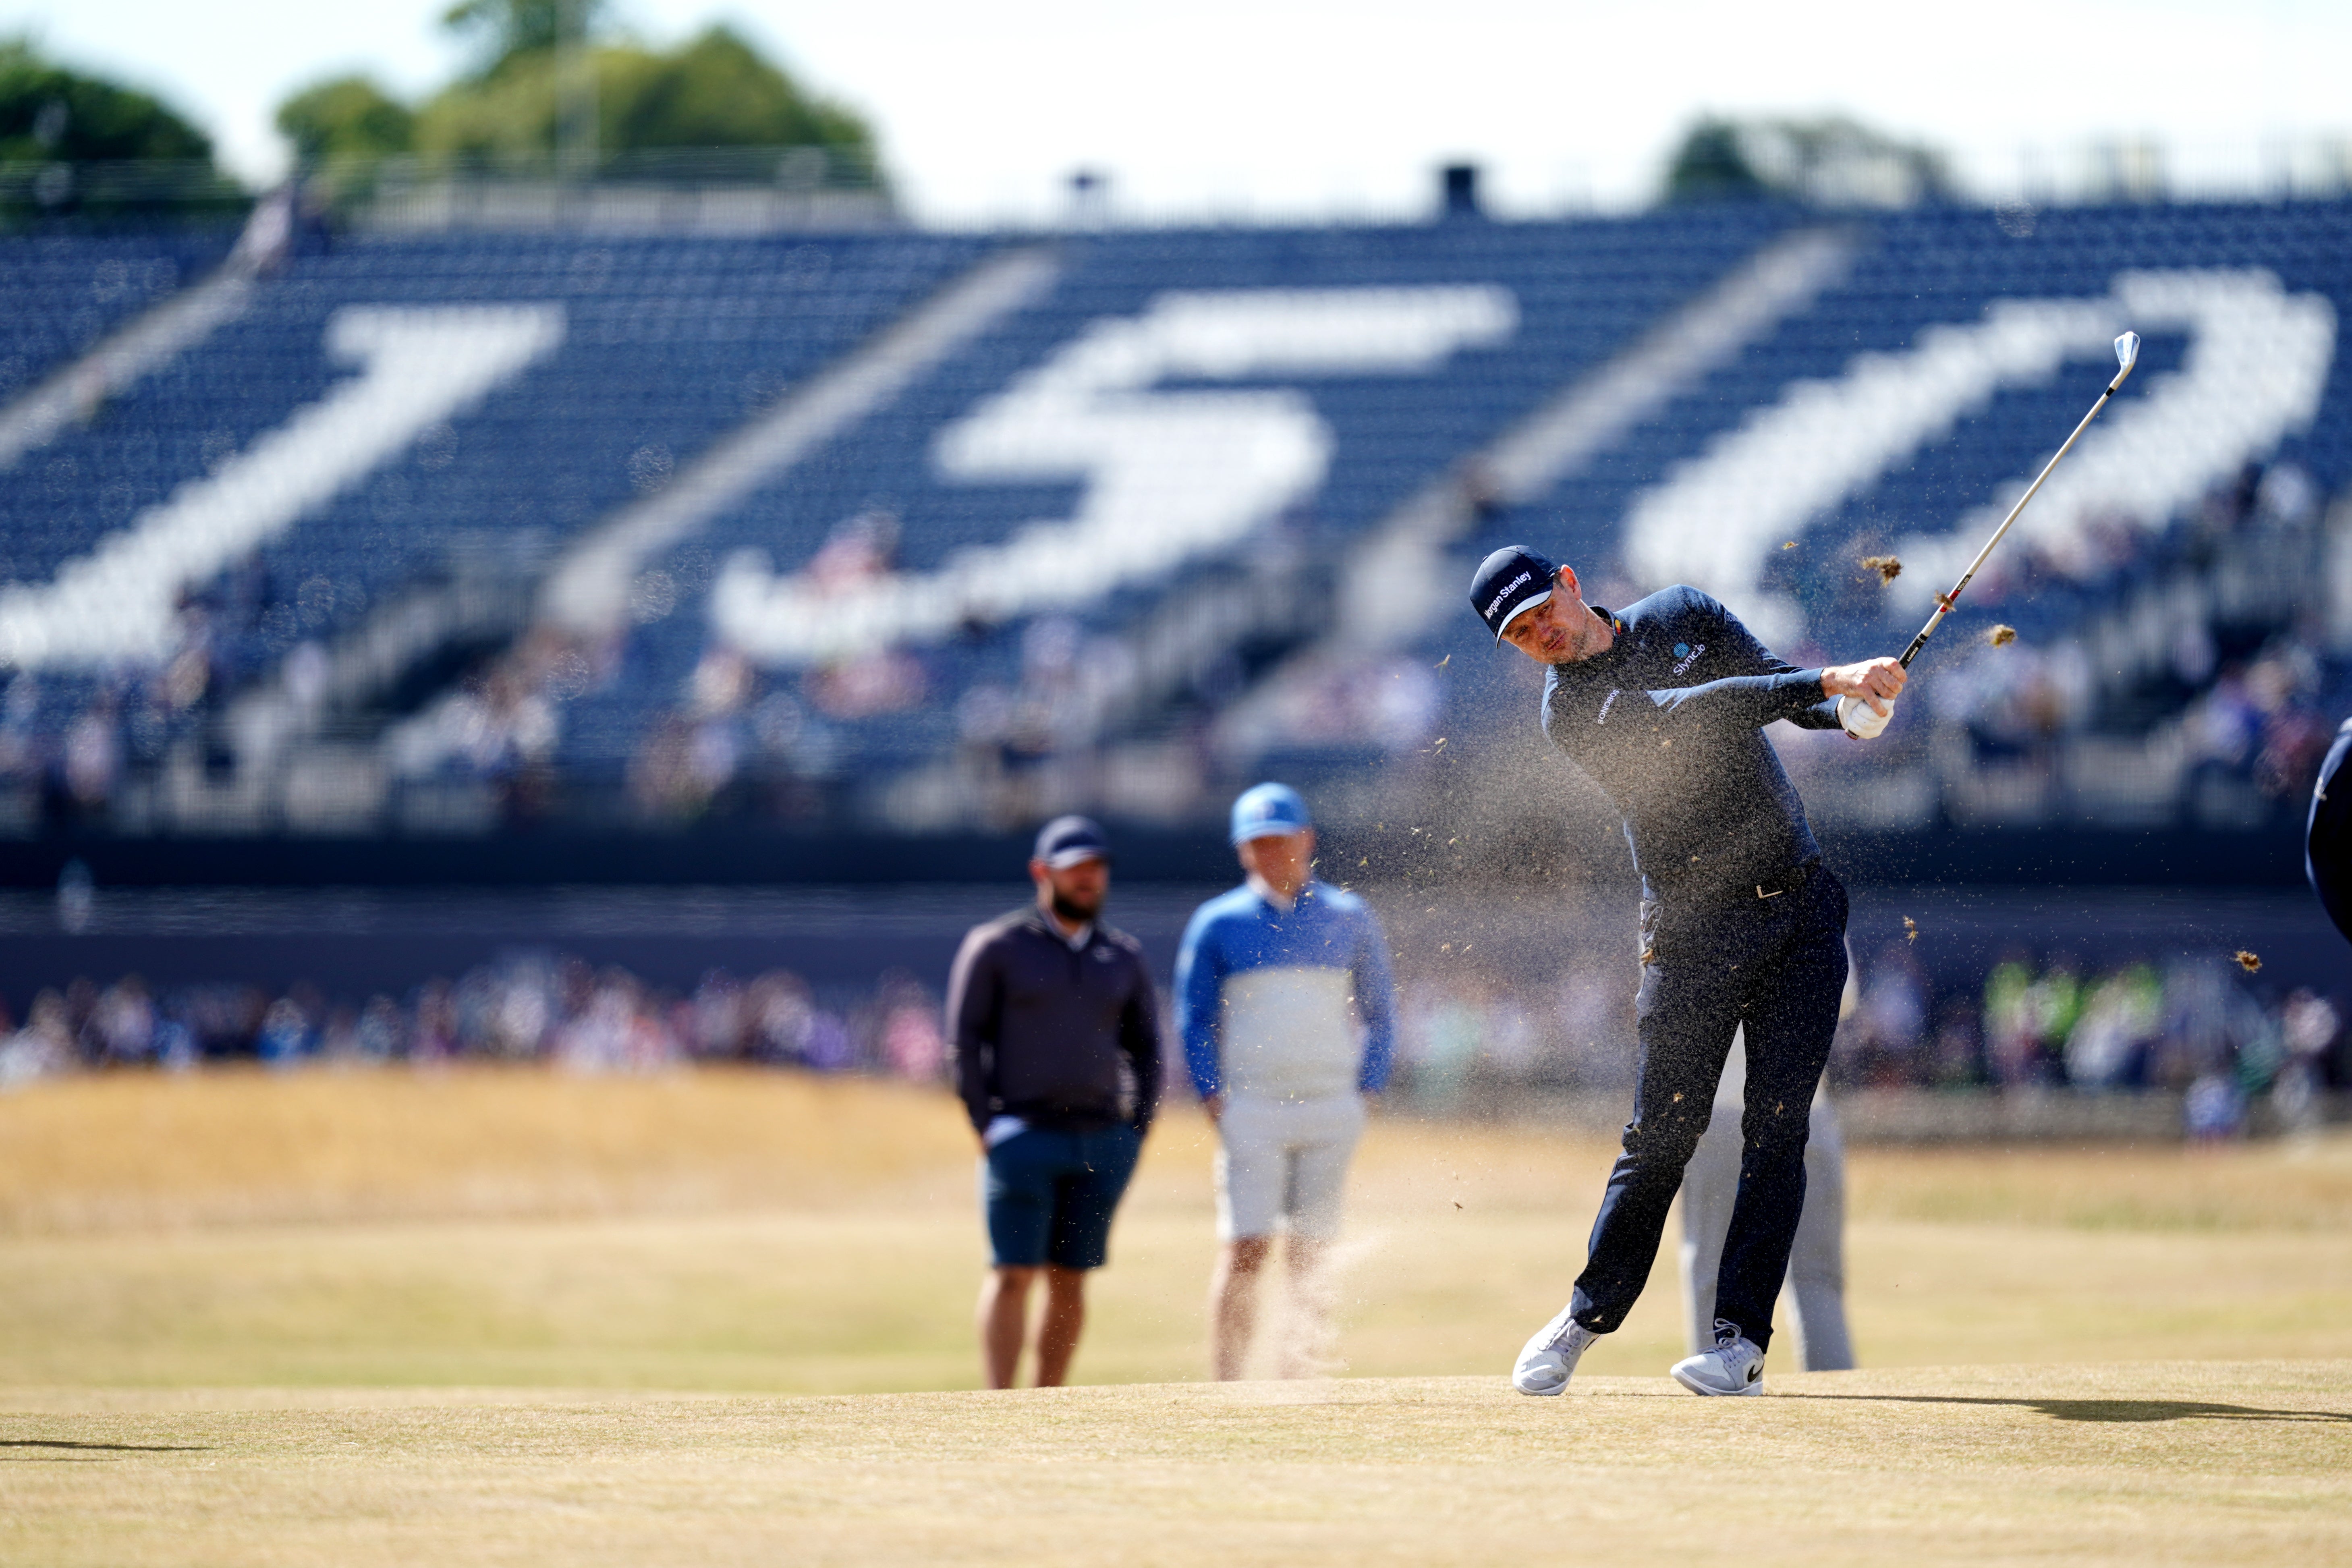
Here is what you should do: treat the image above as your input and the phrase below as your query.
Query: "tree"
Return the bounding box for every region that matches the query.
[276,76,416,164]
[0,38,240,216]
[1663,114,1952,208]
[606,26,871,154]
[1664,118,1769,204]
[273,17,880,186]
[442,0,613,81]
[409,25,877,181]
[0,37,214,163]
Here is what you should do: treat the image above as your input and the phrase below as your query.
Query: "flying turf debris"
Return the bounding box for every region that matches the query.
[1988,624,2018,647]
[2235,950,2263,973]
[1861,554,1902,584]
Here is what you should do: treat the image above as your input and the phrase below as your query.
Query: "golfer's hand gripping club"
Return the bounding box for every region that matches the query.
[1827,659,1906,740]
[1835,330,2141,743]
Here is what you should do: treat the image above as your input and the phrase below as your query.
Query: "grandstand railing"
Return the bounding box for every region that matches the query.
[10,132,2349,234]
[336,147,896,233]
[0,159,249,218]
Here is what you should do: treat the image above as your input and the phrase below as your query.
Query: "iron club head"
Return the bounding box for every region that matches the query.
[2111,330,2141,386]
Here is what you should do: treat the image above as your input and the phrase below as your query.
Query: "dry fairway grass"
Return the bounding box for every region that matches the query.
[3,1070,2352,1563]
[4,1365,2350,1566]
[4,1068,2352,1388]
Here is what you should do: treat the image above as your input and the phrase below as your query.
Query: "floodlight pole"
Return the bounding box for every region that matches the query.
[558,0,598,191]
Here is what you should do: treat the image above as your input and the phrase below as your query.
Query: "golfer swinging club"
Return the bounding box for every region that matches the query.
[1470,546,1903,1397]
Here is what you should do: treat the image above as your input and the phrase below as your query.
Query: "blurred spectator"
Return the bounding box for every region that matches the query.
[1983,954,2039,1086]
[2063,963,2161,1088]
[1554,958,1635,1091]
[628,716,703,819]
[256,995,315,1068]
[411,980,458,1062]
[316,1005,360,1061]
[90,976,155,1065]
[1399,977,1485,1112]
[871,971,946,1082]
[2185,1072,2246,1142]
[1927,1001,1983,1087]
[2274,990,2343,1133]
[805,508,898,595]
[689,969,746,1060]
[356,996,403,1061]
[1,992,66,1087]
[62,694,120,817]
[0,675,40,798]
[1832,944,1927,1087]
[806,648,927,720]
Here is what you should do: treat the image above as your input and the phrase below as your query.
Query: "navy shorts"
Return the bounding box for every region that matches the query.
[980,1123,1143,1271]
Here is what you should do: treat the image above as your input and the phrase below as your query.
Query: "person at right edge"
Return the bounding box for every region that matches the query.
[2311,715,2352,950]
[1466,544,1904,1398]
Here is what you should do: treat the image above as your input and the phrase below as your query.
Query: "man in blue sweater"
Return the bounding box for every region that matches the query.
[1468,544,1904,1398]
[1176,782,1398,1380]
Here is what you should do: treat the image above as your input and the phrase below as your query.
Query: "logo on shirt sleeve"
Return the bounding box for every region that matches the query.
[1597,688,1621,724]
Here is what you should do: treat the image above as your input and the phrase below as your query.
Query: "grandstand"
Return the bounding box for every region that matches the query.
[0,194,2344,857]
[0,180,2341,1124]
[0,229,235,406]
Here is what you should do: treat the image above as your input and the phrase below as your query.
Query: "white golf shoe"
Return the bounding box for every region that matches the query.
[1512,1303,1601,1396]
[1670,1321,1765,1396]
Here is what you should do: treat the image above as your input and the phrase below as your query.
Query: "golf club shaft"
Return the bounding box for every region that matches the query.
[1896,370,2132,669]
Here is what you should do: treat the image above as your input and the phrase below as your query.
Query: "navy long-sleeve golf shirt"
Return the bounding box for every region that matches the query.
[948,908,1164,1136]
[1540,586,1840,904]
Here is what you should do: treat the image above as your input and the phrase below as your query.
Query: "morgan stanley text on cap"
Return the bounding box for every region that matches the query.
[1470,545,1559,645]
[1034,815,1112,869]
[1229,782,1312,845]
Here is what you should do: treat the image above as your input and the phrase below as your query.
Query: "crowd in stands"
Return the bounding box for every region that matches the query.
[1826,947,2341,1122]
[4,937,2340,1141]
[1379,944,2344,1137]
[373,463,2352,834]
[0,955,946,1088]
[0,553,357,828]
[1762,459,2350,829]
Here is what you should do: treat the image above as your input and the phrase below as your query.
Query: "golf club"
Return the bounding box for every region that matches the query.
[1839,330,2142,738]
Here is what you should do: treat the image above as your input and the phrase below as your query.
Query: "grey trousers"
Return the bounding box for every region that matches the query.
[1676,1035,1855,1370]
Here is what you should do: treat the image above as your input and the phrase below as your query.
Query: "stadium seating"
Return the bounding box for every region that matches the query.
[0,228,992,754]
[557,209,1800,784]
[0,228,236,404]
[1508,201,2352,655]
[0,197,2346,833]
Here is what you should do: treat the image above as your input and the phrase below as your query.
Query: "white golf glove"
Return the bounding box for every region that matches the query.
[1838,694,1894,740]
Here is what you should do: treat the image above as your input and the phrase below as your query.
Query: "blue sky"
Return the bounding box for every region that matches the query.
[5,0,2346,221]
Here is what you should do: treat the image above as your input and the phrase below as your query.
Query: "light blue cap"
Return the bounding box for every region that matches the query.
[1229,782,1312,845]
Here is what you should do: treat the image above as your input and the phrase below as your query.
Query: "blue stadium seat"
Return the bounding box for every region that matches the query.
[0,228,237,403]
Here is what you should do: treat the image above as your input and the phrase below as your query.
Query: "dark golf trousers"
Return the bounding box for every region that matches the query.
[1570,863,1849,1351]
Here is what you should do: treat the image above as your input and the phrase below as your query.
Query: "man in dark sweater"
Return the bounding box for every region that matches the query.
[1468,545,1904,1398]
[946,815,1163,1390]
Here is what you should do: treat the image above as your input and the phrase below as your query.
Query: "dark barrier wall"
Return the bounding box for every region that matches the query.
[0,882,2339,1023]
[0,820,2319,889]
